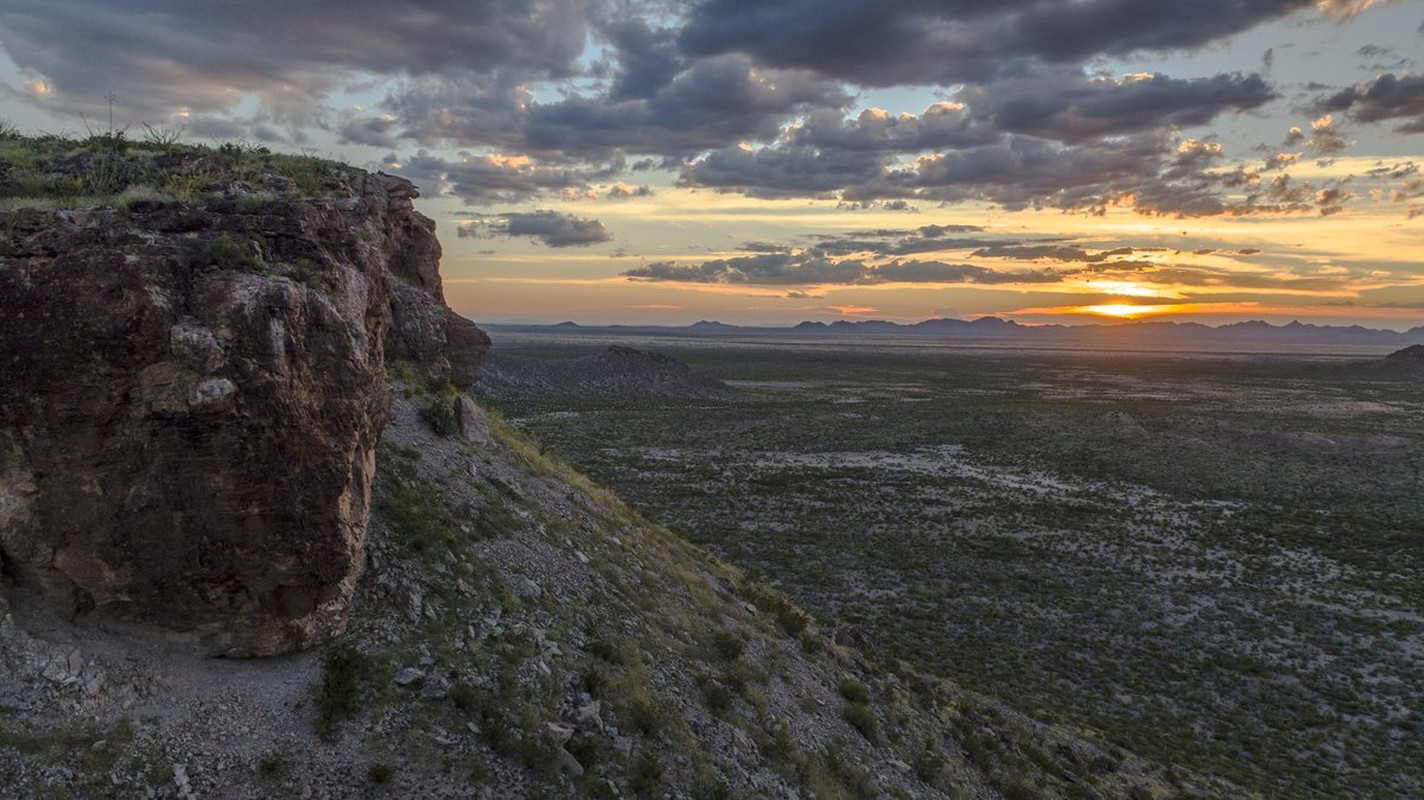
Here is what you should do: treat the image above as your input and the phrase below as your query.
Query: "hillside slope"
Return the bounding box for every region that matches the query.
[0,384,1241,799]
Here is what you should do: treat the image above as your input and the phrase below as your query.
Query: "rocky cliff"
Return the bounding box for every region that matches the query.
[0,162,486,656]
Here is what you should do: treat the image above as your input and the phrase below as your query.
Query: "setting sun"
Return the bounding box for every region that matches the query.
[1084,303,1169,319]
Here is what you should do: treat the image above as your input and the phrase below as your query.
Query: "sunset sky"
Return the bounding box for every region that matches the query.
[1,1,1421,328]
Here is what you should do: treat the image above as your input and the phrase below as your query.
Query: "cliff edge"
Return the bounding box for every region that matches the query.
[0,153,487,656]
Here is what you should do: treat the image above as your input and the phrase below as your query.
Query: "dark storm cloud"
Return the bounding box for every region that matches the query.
[458,210,611,248]
[376,52,848,160]
[681,125,1361,218]
[601,17,685,102]
[1319,73,1424,133]
[338,114,402,149]
[960,71,1275,143]
[623,252,1063,286]
[678,0,1324,87]
[521,55,849,158]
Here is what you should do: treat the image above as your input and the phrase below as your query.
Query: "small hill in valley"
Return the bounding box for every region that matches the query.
[1331,344,1424,381]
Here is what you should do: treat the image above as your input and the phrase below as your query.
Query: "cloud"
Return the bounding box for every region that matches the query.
[1319,73,1424,133]
[338,112,402,148]
[0,0,1399,226]
[458,210,610,248]
[623,251,1062,286]
[959,70,1275,143]
[521,54,850,158]
[385,150,613,205]
[678,0,1346,87]
[625,253,868,284]
[606,182,654,199]
[0,0,590,123]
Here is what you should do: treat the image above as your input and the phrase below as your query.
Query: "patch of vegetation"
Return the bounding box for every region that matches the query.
[841,703,879,743]
[314,641,377,740]
[376,460,462,558]
[367,762,395,784]
[0,124,345,208]
[421,395,460,436]
[188,232,264,272]
[711,629,745,660]
[257,752,291,779]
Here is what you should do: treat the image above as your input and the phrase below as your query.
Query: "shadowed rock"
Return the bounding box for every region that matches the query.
[0,168,486,656]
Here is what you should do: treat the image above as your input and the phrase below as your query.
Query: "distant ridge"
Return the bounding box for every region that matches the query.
[486,317,1424,347]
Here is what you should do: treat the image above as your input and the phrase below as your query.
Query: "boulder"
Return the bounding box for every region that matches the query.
[0,170,485,655]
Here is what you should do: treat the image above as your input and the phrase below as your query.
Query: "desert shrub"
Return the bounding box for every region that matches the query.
[624,695,665,734]
[630,753,664,795]
[701,679,734,714]
[589,639,633,666]
[842,702,879,742]
[367,762,395,784]
[838,678,871,703]
[712,630,744,660]
[449,682,480,712]
[314,641,374,740]
[292,257,323,288]
[420,396,460,437]
[257,753,291,779]
[190,233,263,272]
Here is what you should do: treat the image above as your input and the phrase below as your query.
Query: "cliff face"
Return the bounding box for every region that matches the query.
[0,169,486,656]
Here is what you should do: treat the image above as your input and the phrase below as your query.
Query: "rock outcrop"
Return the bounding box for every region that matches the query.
[0,168,486,656]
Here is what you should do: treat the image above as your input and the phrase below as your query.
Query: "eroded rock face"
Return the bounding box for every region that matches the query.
[0,171,487,655]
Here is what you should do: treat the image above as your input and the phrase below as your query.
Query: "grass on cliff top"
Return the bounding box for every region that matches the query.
[0,121,345,210]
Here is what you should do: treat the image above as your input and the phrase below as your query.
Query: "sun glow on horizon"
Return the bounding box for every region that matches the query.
[1083,303,1176,319]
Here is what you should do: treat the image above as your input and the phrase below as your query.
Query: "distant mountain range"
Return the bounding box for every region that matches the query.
[488,317,1424,347]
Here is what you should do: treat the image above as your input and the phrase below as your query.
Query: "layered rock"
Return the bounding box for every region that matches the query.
[0,170,486,655]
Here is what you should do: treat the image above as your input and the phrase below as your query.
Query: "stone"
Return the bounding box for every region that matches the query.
[542,722,575,746]
[576,700,603,730]
[558,749,585,777]
[393,667,426,686]
[514,577,543,601]
[0,168,486,656]
[420,675,451,700]
[456,395,490,443]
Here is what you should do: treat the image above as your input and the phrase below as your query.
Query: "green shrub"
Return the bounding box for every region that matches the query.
[589,639,632,666]
[842,702,879,742]
[838,678,871,704]
[190,233,263,272]
[257,753,291,779]
[367,762,395,784]
[421,396,460,437]
[702,681,734,714]
[292,257,323,289]
[712,630,745,660]
[314,641,373,740]
[450,682,480,712]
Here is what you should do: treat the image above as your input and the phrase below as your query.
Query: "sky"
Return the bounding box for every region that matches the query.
[0,1,1422,329]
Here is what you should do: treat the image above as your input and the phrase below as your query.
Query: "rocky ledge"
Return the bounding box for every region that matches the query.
[0,167,487,656]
